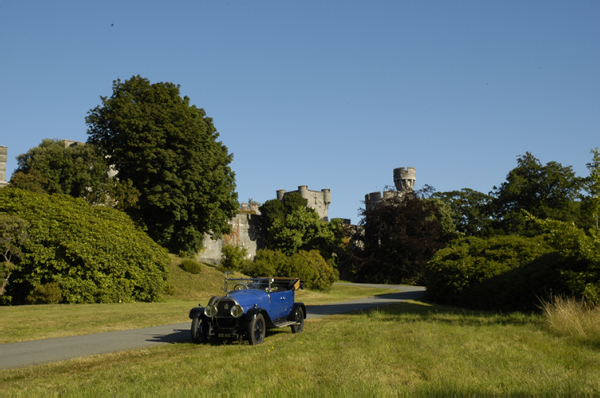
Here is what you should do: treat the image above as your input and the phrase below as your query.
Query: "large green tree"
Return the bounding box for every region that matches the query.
[582,147,600,232]
[86,76,238,254]
[12,139,110,199]
[431,188,493,236]
[258,193,344,257]
[490,152,581,234]
[356,188,446,284]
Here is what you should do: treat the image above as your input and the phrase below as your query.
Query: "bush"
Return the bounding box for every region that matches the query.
[0,188,169,304]
[245,249,338,290]
[220,244,251,271]
[425,235,556,310]
[287,250,339,291]
[244,249,286,277]
[180,259,202,274]
[26,282,62,304]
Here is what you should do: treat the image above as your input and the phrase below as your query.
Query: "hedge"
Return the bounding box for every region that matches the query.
[0,188,169,304]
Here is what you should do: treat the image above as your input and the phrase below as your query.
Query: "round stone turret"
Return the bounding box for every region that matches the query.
[322,189,331,205]
[393,167,416,193]
[276,189,286,201]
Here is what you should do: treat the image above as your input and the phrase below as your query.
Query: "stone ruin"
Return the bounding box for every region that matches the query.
[364,167,416,212]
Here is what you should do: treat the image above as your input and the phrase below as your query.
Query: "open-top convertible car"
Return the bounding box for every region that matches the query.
[189,273,306,345]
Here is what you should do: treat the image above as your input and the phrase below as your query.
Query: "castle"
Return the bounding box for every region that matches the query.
[197,185,331,264]
[277,185,331,221]
[364,167,416,212]
[0,146,7,188]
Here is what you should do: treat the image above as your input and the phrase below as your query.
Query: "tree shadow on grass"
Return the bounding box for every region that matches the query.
[362,299,543,327]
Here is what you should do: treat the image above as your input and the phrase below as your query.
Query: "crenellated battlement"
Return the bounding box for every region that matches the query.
[365,166,416,211]
[277,185,331,221]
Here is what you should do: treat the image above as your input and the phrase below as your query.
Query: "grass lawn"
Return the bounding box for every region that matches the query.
[2,301,599,395]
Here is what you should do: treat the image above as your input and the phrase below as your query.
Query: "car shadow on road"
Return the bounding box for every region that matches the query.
[144,328,191,344]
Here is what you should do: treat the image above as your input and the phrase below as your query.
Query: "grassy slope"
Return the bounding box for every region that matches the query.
[0,256,398,344]
[2,302,599,395]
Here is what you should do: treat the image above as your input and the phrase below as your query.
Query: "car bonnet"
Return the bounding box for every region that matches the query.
[228,289,270,312]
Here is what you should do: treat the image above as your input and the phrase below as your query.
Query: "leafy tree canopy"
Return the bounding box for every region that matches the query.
[258,193,344,257]
[86,75,238,254]
[431,188,493,236]
[490,152,582,234]
[582,147,600,232]
[12,139,109,198]
[355,188,446,285]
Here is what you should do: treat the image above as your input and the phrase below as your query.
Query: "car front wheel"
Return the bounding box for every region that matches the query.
[291,307,304,333]
[191,317,207,344]
[247,314,266,345]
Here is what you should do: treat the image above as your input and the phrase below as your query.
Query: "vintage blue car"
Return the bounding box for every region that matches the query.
[189,273,306,345]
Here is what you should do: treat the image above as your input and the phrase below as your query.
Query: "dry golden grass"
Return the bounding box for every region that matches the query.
[540,295,600,345]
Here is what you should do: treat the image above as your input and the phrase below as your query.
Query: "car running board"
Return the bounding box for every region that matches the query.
[274,321,301,328]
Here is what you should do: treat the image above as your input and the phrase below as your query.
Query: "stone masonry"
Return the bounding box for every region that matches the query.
[365,167,416,212]
[0,146,7,188]
[277,185,331,221]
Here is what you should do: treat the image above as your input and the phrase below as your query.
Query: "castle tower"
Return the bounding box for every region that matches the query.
[0,146,7,188]
[276,185,331,221]
[365,167,416,211]
[393,167,416,193]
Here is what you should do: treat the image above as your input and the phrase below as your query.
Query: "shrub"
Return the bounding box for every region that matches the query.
[26,282,62,304]
[220,244,251,271]
[244,249,286,277]
[0,188,169,304]
[245,249,338,291]
[425,235,556,309]
[285,250,339,291]
[180,259,202,274]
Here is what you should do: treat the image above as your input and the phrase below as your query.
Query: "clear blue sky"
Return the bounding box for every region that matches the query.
[1,1,598,223]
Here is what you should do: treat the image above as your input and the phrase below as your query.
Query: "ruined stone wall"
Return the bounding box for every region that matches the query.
[196,212,264,265]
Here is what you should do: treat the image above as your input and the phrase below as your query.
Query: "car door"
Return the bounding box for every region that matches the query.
[268,290,292,321]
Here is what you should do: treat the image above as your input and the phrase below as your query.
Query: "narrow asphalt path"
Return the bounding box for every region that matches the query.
[0,283,424,370]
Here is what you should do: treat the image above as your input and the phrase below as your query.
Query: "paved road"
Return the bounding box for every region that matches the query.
[0,283,424,370]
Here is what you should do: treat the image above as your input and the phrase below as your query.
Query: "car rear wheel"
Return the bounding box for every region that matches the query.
[191,317,207,344]
[247,314,265,345]
[291,307,304,333]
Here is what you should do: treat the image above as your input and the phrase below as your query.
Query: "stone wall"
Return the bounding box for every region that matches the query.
[365,167,416,211]
[196,212,264,264]
[277,185,331,221]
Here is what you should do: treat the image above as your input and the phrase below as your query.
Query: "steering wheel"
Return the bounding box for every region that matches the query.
[233,284,247,290]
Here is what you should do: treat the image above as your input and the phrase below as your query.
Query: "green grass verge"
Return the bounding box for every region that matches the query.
[0,256,398,344]
[2,301,599,395]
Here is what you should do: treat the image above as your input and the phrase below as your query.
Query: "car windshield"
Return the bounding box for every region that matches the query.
[226,277,271,293]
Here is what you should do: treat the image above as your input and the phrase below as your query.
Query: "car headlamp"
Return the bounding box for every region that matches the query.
[204,305,218,318]
[230,304,244,318]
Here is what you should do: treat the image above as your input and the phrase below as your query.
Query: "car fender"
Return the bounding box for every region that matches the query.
[245,307,274,326]
[189,306,204,320]
[288,302,307,321]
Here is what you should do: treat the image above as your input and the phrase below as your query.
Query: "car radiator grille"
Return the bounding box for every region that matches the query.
[215,299,239,330]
